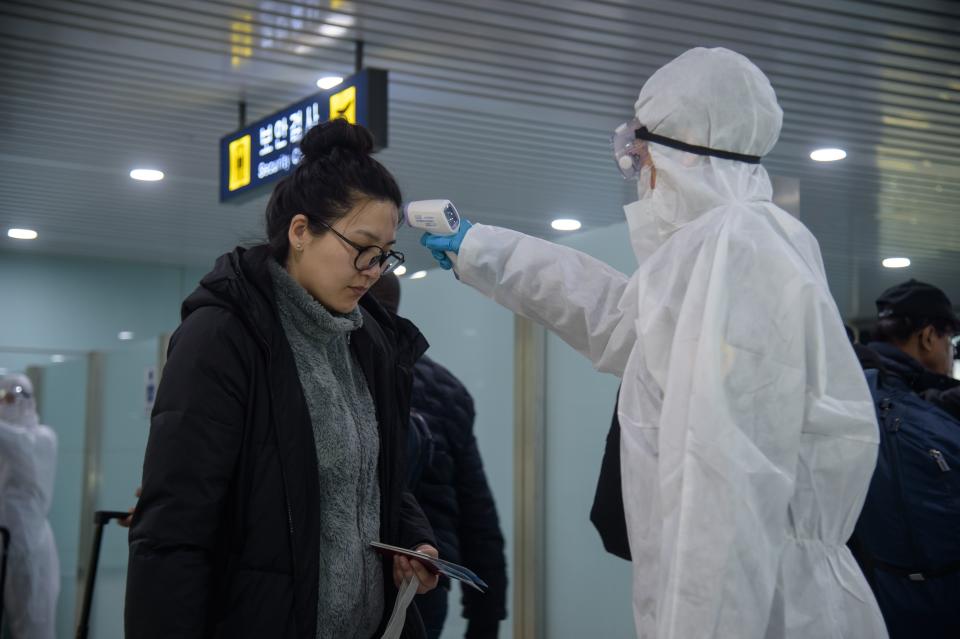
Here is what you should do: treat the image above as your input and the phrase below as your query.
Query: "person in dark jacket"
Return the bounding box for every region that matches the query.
[125,120,439,639]
[369,274,508,639]
[851,279,960,639]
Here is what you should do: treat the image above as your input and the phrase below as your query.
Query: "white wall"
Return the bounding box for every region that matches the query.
[0,251,207,354]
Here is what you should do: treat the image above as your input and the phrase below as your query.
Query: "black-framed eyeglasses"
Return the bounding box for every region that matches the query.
[312,219,405,275]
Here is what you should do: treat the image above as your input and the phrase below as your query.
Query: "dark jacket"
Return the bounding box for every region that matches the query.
[125,245,434,639]
[410,356,507,636]
[851,342,960,639]
[589,388,631,561]
[923,386,960,423]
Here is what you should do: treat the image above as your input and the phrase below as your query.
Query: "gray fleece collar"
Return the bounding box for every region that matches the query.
[268,259,363,344]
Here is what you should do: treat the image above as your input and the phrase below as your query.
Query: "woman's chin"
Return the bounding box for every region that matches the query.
[332,298,359,314]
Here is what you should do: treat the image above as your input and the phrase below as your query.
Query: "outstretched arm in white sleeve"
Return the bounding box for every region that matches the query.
[454,224,637,376]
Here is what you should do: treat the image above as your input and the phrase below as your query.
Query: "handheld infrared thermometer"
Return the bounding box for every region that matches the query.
[401,199,461,267]
[402,199,461,234]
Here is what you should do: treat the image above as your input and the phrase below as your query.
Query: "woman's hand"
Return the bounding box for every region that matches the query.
[393,544,440,594]
[118,486,142,528]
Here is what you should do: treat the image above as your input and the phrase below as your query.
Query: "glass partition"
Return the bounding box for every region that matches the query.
[542,224,636,637]
[84,337,161,637]
[400,271,516,639]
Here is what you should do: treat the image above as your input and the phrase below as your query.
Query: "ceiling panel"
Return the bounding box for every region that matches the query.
[0,0,958,319]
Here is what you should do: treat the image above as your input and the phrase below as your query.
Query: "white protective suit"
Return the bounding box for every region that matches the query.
[0,374,59,639]
[453,48,888,638]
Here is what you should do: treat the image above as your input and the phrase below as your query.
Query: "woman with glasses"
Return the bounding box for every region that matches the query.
[125,119,439,639]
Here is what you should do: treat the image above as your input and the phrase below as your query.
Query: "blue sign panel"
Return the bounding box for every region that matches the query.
[220,68,388,202]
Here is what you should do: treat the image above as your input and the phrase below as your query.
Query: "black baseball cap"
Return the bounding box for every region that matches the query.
[876,279,960,331]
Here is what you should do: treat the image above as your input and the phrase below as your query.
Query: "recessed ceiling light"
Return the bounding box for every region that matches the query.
[410,270,427,280]
[7,228,38,240]
[882,257,911,269]
[551,218,582,231]
[393,265,407,276]
[319,24,348,37]
[810,148,847,162]
[328,13,356,27]
[130,169,164,181]
[316,76,344,90]
[118,331,135,341]
[51,354,66,363]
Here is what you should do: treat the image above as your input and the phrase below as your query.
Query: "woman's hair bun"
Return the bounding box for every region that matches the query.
[300,118,374,159]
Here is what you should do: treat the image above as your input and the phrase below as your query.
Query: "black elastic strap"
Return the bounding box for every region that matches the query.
[635,127,762,164]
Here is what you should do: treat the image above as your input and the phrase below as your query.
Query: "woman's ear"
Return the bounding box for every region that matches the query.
[287,214,308,250]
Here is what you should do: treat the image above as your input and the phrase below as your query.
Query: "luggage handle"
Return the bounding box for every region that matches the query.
[75,511,133,639]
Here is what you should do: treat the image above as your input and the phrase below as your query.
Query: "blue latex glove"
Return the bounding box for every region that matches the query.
[420,219,473,271]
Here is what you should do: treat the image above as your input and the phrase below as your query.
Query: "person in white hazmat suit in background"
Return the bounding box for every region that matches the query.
[420,48,889,638]
[0,374,59,639]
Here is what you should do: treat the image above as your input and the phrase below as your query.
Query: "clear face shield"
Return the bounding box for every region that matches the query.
[611,118,653,180]
[0,377,37,426]
[0,383,31,405]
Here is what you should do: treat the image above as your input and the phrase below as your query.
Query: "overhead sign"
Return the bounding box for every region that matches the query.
[219,68,388,202]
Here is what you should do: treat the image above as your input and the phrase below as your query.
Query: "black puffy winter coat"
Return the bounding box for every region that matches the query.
[125,245,434,639]
[409,356,507,635]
